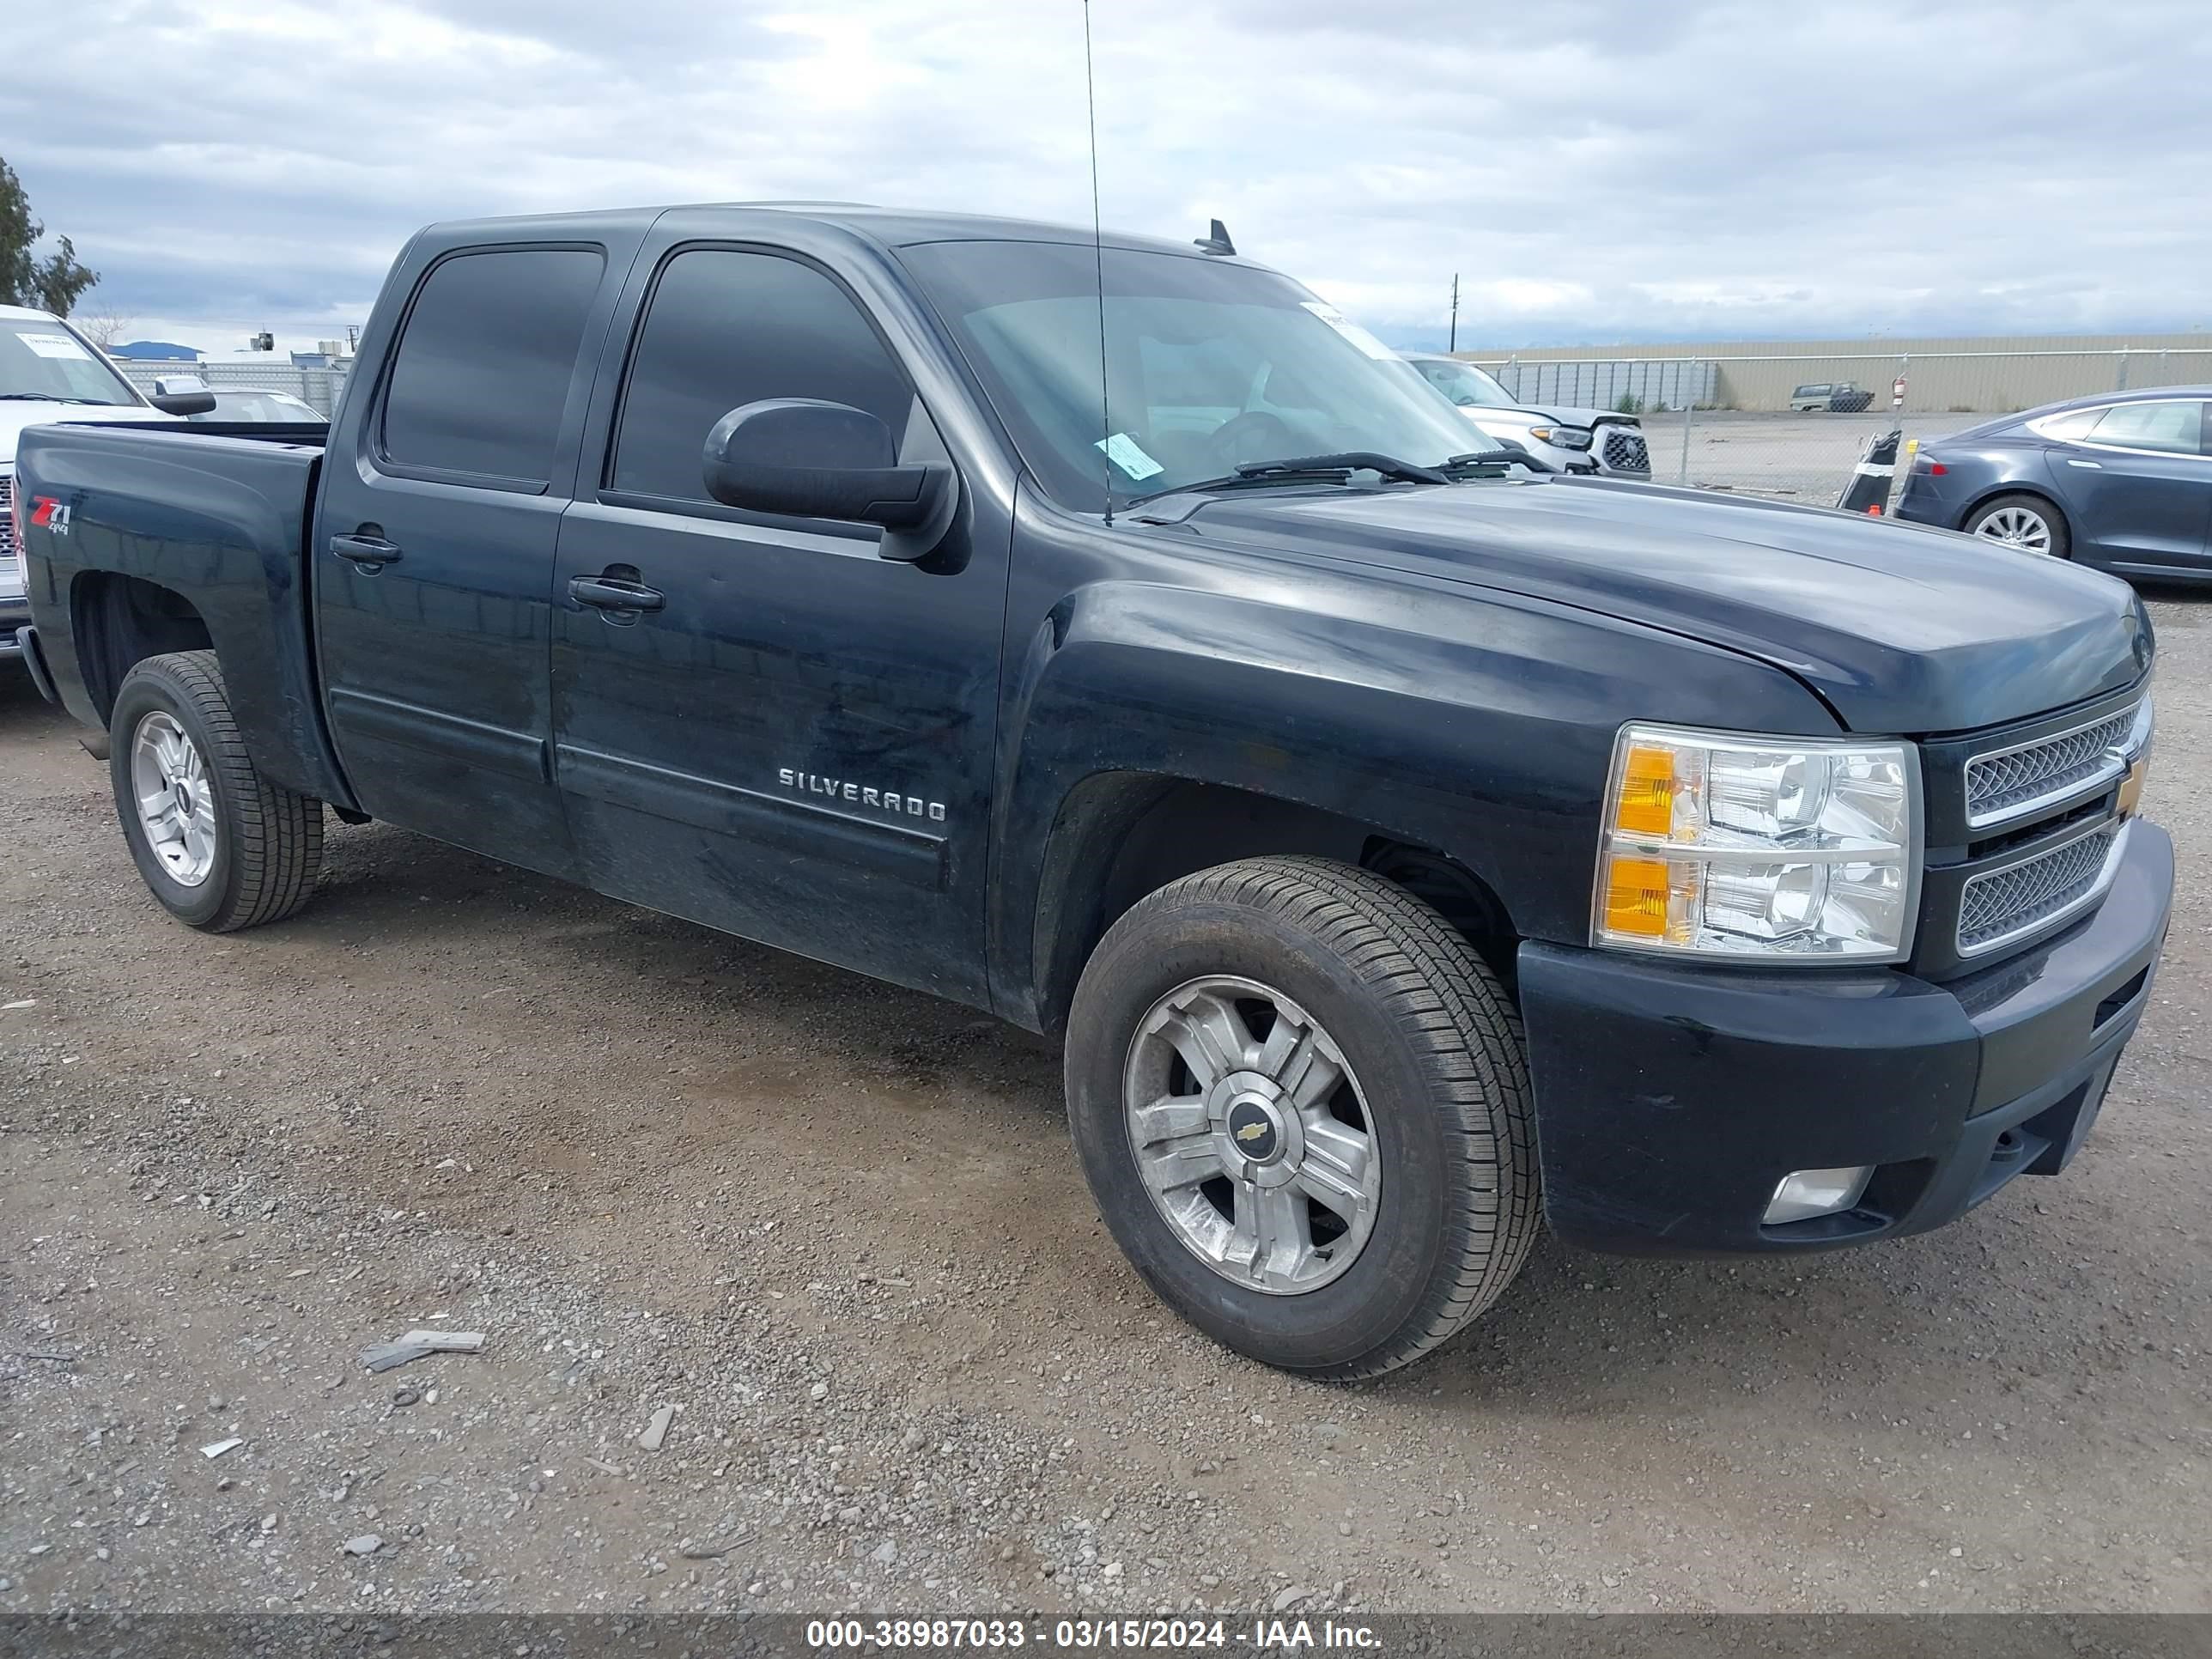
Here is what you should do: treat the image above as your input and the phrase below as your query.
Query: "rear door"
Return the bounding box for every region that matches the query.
[2054,398,2212,572]
[315,240,633,877]
[547,231,1008,1004]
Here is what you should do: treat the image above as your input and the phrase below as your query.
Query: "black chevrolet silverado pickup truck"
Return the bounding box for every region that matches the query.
[10,205,2172,1377]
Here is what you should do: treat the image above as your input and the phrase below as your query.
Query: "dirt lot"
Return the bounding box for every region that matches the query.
[3,593,2208,1620]
[1638,410,1988,502]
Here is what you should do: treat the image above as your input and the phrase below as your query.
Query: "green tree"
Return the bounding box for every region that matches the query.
[0,157,99,316]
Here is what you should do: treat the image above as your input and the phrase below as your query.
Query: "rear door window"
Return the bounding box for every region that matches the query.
[380,247,605,486]
[2084,399,2205,456]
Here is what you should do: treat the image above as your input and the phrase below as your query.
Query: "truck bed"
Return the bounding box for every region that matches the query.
[13,420,354,807]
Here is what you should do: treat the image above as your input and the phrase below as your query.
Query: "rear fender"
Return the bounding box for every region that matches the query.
[19,428,356,806]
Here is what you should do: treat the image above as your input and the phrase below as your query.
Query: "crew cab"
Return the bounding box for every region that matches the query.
[10,205,2171,1379]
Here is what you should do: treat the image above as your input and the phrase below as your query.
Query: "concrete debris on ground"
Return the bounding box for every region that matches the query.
[637,1404,676,1451]
[360,1328,486,1373]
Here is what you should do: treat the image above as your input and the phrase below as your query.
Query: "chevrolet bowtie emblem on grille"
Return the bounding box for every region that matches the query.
[2118,757,2148,819]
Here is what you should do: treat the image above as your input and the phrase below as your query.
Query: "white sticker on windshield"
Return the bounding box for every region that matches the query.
[17,331,94,361]
[1096,431,1164,481]
[1299,301,1397,361]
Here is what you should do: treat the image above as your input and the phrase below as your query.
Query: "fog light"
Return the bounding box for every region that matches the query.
[1763,1165,1874,1225]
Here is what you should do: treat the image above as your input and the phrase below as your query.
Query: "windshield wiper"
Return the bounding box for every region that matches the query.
[1129,450,1451,507]
[1238,451,1450,485]
[1443,448,1555,477]
[0,393,115,404]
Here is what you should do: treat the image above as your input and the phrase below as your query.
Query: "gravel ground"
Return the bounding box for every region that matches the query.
[2,592,2208,1619]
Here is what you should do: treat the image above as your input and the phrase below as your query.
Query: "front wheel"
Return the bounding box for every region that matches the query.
[1965,493,2070,559]
[1065,856,1539,1379]
[108,650,325,932]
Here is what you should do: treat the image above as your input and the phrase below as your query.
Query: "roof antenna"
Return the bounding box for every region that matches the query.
[1194,218,1236,257]
[1082,0,1114,526]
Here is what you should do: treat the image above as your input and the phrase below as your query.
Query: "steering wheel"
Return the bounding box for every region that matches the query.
[1205,410,1297,470]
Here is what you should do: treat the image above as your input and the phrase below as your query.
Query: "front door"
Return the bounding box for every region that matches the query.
[316,243,617,878]
[549,240,1006,1003]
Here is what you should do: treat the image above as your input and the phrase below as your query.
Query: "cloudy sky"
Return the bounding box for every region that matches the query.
[7,0,2209,356]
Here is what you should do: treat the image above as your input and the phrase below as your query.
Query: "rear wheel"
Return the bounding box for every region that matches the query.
[1965,493,2070,559]
[108,650,324,932]
[1065,855,1539,1379]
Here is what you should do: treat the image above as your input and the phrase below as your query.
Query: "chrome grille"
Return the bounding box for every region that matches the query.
[1957,821,2124,957]
[1600,428,1650,473]
[0,477,21,600]
[1965,705,2136,829]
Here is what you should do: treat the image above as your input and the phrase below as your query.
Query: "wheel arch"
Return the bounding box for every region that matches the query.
[1955,483,2072,542]
[1024,770,1518,1036]
[70,571,214,726]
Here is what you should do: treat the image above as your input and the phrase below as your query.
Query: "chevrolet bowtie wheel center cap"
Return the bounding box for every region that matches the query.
[1225,1093,1286,1166]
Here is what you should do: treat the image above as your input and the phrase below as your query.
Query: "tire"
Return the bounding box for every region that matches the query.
[107,650,324,932]
[1963,492,2070,560]
[1065,855,1539,1380]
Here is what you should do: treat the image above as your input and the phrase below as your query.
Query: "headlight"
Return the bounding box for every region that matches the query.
[1594,723,1920,962]
[1528,425,1593,450]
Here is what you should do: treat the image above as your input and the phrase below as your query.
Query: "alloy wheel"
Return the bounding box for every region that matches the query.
[1121,975,1382,1294]
[131,711,218,887]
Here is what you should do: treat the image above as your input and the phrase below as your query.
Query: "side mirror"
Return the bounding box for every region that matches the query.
[148,374,216,416]
[702,398,954,561]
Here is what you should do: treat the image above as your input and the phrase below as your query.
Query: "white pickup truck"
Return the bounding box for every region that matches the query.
[1401,350,1651,478]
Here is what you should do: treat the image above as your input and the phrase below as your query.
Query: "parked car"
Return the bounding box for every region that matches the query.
[1401,352,1651,477]
[186,389,328,424]
[2,306,211,668]
[13,204,2169,1380]
[1791,381,1876,413]
[1895,388,2210,581]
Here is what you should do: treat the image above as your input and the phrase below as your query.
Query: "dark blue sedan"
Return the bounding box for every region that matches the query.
[1894,386,2211,581]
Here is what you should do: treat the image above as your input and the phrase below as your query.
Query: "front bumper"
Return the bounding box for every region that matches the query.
[1,602,28,660]
[1519,819,2172,1256]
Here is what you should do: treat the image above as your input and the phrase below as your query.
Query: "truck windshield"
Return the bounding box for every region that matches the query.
[1413,357,1519,410]
[0,318,142,406]
[901,240,1476,512]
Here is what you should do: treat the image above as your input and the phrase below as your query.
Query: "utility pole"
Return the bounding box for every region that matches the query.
[1449,274,1459,354]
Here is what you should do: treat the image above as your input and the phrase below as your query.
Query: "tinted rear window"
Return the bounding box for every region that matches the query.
[381,247,604,484]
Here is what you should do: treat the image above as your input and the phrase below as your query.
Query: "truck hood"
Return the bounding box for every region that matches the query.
[0,403,175,466]
[1508,403,1636,428]
[1179,477,2150,734]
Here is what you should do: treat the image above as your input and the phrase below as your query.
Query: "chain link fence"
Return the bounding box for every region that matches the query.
[112,359,351,417]
[1477,348,2212,507]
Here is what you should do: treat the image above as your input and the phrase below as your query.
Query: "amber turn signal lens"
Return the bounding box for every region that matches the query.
[1613,744,1677,838]
[1602,855,1673,938]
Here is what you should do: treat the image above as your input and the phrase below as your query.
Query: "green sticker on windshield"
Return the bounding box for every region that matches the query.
[1096,432,1164,481]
